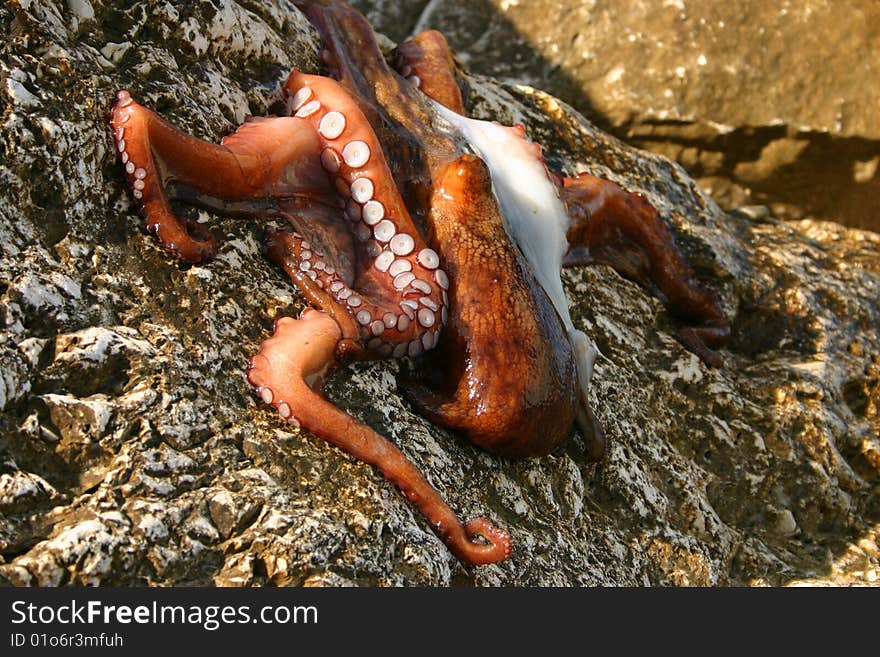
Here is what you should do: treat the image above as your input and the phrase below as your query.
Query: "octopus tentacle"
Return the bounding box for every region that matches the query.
[561,172,730,365]
[394,30,466,114]
[246,310,511,564]
[110,91,217,262]
[263,227,361,342]
[110,90,331,262]
[280,70,450,358]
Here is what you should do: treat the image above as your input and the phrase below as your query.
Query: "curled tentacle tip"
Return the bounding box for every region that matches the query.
[461,517,513,564]
[145,217,219,262]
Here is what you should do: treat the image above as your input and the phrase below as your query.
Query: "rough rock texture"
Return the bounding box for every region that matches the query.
[1,0,878,587]
[368,0,880,232]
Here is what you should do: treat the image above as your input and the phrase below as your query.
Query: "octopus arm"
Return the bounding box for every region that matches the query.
[246,309,511,565]
[109,91,332,262]
[562,173,730,365]
[394,30,466,115]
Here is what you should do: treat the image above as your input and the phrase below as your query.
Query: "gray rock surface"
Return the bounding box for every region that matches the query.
[369,0,880,231]
[0,0,878,586]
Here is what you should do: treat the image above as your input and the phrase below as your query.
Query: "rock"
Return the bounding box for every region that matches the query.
[385,0,880,231]
[0,0,877,587]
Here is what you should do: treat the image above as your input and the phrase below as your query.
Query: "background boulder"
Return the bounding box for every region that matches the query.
[358,0,880,232]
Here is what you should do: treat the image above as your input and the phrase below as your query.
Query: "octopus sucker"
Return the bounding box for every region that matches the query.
[109,0,728,565]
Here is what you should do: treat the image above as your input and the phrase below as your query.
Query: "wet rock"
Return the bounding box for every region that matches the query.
[0,0,877,587]
[387,0,880,231]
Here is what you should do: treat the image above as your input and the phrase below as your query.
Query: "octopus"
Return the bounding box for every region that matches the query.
[108,0,729,565]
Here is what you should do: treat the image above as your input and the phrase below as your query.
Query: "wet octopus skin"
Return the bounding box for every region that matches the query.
[108,0,728,565]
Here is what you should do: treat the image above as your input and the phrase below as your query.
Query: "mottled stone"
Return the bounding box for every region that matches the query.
[383,0,880,231]
[0,0,877,587]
